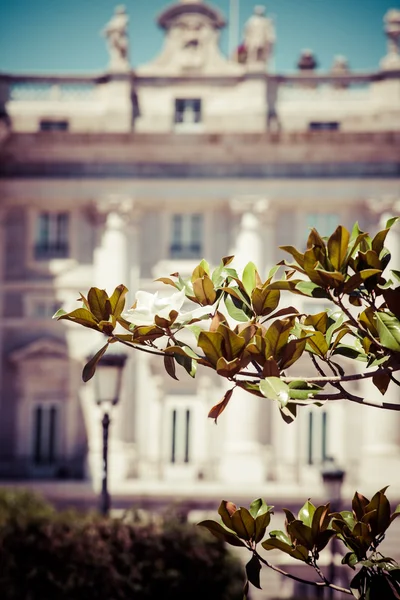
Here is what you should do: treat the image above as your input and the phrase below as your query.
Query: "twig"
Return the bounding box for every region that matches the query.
[254,550,352,595]
[111,337,165,357]
[314,391,400,411]
[236,365,400,384]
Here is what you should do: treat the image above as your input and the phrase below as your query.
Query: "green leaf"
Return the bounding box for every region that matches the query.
[245,555,262,590]
[87,287,111,322]
[295,281,326,297]
[328,225,350,271]
[343,269,382,294]
[298,500,316,528]
[364,490,391,536]
[82,343,109,383]
[174,352,197,378]
[198,520,246,547]
[52,308,67,318]
[375,312,400,352]
[288,380,323,400]
[108,285,128,318]
[260,377,290,408]
[230,507,255,541]
[224,294,250,322]
[198,331,224,367]
[56,308,101,331]
[242,262,258,298]
[306,331,329,358]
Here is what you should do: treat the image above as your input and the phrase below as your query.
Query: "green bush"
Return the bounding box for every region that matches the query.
[0,489,244,600]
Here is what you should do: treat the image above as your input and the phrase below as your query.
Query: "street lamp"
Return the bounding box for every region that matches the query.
[94,351,127,516]
[321,459,346,599]
[321,458,345,511]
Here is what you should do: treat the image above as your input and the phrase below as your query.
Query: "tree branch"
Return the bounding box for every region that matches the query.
[315,390,400,411]
[236,365,400,384]
[254,550,352,595]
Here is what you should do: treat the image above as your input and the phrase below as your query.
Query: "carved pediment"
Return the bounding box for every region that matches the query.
[137,0,243,76]
[10,337,68,363]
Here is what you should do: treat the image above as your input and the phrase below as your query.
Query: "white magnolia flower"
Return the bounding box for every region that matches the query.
[123,288,210,327]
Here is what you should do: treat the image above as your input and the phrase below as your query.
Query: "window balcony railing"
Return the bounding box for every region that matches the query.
[34,243,69,260]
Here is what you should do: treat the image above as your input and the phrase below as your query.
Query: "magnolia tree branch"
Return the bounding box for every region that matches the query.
[254,551,352,595]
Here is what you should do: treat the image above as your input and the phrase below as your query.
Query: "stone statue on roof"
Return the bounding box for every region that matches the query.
[244,5,275,68]
[102,5,130,72]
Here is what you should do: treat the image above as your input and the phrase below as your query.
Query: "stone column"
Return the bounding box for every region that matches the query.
[91,196,137,485]
[93,195,135,291]
[218,198,272,484]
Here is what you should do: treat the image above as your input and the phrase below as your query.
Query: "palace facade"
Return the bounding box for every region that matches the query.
[1,2,400,594]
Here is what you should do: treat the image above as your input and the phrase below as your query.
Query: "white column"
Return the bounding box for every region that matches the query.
[93,196,134,291]
[91,197,135,485]
[218,198,271,484]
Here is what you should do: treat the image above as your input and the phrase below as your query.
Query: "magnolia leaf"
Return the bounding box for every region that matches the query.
[352,492,370,521]
[260,377,290,408]
[306,331,329,358]
[155,277,178,287]
[279,338,307,369]
[108,285,128,318]
[375,312,400,352]
[87,287,111,322]
[372,372,391,395]
[82,343,109,383]
[298,500,316,528]
[364,490,391,537]
[230,507,255,541]
[56,308,100,331]
[343,269,382,294]
[164,354,178,381]
[192,275,217,306]
[279,402,298,423]
[224,294,250,322]
[288,380,323,400]
[328,225,350,271]
[174,352,197,378]
[265,317,295,358]
[208,388,234,423]
[198,520,246,547]
[245,555,262,590]
[242,262,258,298]
[295,281,327,298]
[304,311,328,334]
[198,331,224,367]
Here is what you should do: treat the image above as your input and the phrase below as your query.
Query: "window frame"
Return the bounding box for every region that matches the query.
[169,212,204,260]
[27,207,77,271]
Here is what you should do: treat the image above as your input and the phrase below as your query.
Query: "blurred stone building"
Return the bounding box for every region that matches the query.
[0,0,400,528]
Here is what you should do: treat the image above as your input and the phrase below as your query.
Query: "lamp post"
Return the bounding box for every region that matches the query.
[321,459,346,599]
[94,352,127,516]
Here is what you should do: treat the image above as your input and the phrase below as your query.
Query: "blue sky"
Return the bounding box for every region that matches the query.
[0,0,395,74]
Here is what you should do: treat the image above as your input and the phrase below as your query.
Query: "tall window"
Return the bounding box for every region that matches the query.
[171,408,191,464]
[307,410,329,465]
[170,214,203,259]
[306,213,339,238]
[32,404,58,465]
[174,99,202,124]
[35,212,69,259]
